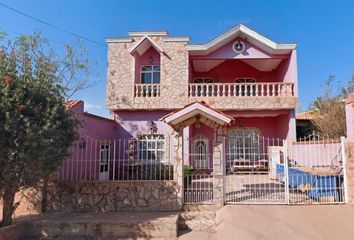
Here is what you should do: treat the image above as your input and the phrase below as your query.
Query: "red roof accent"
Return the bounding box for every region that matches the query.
[296,111,315,120]
[65,100,82,110]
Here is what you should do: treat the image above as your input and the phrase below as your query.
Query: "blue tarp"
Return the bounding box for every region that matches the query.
[276,164,342,201]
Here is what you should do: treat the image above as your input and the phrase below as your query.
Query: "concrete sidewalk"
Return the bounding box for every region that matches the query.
[179,205,354,240]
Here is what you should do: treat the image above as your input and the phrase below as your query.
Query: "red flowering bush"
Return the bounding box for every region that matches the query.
[3,76,11,84]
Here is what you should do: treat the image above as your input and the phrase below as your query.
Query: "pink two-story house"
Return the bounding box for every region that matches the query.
[106,24,297,172]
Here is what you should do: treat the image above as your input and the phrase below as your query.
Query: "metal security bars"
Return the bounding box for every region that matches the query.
[57,136,173,181]
[287,136,344,204]
[225,134,346,205]
[183,136,214,204]
[225,135,286,204]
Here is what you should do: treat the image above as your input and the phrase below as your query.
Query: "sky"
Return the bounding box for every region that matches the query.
[1,0,354,117]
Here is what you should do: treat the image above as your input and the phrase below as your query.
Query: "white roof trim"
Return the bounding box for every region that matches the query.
[105,38,133,43]
[129,36,164,54]
[128,31,168,37]
[164,37,190,42]
[186,24,296,54]
[162,102,233,126]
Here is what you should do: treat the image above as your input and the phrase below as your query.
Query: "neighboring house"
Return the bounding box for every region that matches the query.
[296,111,316,139]
[106,24,298,169]
[66,100,117,139]
[62,100,117,180]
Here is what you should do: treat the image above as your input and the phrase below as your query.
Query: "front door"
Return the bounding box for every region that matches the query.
[99,141,110,180]
[192,138,209,169]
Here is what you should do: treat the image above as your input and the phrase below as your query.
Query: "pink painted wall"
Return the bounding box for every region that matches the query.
[188,37,298,96]
[193,37,277,59]
[134,47,161,83]
[345,94,354,140]
[58,101,118,180]
[290,142,341,167]
[191,59,289,84]
[113,110,171,139]
[70,101,117,139]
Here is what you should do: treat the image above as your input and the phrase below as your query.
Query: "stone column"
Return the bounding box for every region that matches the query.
[213,126,225,208]
[173,131,184,209]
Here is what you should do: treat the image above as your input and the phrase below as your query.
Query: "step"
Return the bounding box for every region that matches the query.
[182,204,217,212]
[178,210,216,232]
[178,219,216,232]
[21,212,179,239]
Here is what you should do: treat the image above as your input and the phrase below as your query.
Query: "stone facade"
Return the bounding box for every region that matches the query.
[106,35,298,111]
[45,180,180,212]
[345,142,354,203]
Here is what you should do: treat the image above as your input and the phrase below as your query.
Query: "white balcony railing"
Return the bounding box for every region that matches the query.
[134,84,161,97]
[188,82,294,97]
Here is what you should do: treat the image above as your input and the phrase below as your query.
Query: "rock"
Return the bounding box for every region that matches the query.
[137,199,148,207]
[152,189,159,199]
[123,198,131,207]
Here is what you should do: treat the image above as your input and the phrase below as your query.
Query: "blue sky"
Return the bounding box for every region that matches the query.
[1,0,353,116]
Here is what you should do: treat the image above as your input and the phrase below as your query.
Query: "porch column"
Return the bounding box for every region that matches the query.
[173,131,184,209]
[213,126,225,208]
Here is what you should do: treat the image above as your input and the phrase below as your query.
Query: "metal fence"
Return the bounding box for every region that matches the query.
[57,136,173,181]
[224,134,346,205]
[287,135,345,204]
[225,136,286,204]
[183,136,214,204]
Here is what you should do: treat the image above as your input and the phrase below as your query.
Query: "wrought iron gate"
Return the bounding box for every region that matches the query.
[224,134,347,205]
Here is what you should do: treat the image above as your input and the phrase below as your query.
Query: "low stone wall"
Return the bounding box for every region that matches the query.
[46,180,181,212]
[0,222,29,239]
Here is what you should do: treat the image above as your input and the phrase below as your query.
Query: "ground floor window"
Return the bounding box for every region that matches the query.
[138,134,165,162]
[228,129,260,161]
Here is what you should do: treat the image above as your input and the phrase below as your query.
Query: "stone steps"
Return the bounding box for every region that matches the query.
[178,205,216,233]
[19,212,179,240]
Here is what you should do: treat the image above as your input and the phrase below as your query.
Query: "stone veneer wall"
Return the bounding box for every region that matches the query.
[45,181,180,212]
[106,35,298,111]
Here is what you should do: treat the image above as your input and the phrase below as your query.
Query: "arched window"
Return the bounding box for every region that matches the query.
[192,137,209,169]
[235,78,257,96]
[235,78,256,83]
[193,78,213,84]
[193,78,214,97]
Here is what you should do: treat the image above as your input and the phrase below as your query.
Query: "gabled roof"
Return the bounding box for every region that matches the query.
[129,36,164,55]
[160,102,233,128]
[186,24,296,55]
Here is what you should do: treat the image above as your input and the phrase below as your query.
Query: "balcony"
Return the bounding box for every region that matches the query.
[134,84,161,97]
[129,82,297,110]
[188,82,294,98]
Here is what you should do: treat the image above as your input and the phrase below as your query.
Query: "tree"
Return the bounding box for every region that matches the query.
[309,75,353,138]
[0,33,90,227]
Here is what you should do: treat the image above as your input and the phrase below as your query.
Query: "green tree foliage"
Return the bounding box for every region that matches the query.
[0,33,89,227]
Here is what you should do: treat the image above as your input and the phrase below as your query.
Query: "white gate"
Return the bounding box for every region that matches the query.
[183,136,213,204]
[225,134,347,205]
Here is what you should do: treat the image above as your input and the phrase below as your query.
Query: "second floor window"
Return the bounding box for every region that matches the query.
[141,65,160,84]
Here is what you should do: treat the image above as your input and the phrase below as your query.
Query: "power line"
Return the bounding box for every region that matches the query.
[0,2,105,46]
[0,26,74,45]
